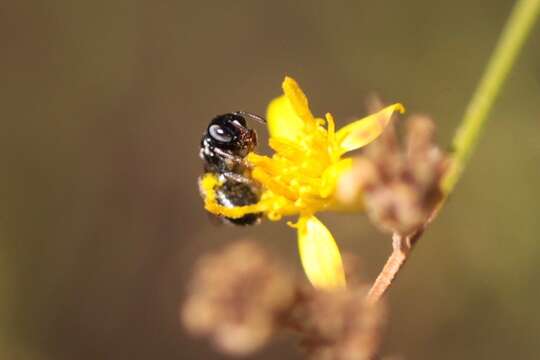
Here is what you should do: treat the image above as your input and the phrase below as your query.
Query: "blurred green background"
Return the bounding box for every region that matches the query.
[1,1,540,359]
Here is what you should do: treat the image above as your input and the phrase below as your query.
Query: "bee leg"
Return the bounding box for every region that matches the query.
[221,172,254,185]
[213,148,252,168]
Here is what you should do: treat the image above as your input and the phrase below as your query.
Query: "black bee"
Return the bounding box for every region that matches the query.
[199,111,265,225]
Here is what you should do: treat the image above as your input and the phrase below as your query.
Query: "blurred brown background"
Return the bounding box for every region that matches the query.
[1,1,540,359]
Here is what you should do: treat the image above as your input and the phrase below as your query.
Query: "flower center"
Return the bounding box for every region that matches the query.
[247,117,340,219]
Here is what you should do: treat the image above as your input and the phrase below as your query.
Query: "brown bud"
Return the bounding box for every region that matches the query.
[339,115,448,235]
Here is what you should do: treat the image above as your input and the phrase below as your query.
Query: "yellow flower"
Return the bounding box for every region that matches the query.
[201,76,404,289]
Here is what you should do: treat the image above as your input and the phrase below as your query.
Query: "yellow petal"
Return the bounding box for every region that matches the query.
[335,103,405,154]
[297,215,346,289]
[282,76,315,124]
[320,158,353,198]
[266,95,304,142]
[266,77,317,141]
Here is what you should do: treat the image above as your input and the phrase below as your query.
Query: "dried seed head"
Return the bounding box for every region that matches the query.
[301,287,386,360]
[405,116,447,192]
[338,114,448,235]
[181,240,295,355]
[183,244,389,359]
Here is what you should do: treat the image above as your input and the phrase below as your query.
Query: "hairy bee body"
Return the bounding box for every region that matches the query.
[199,112,264,225]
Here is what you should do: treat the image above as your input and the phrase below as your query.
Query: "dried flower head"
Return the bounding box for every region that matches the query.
[201,76,404,289]
[183,242,389,359]
[181,240,295,355]
[301,287,386,360]
[338,115,448,235]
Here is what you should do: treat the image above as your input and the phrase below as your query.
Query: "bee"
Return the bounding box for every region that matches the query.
[199,111,266,225]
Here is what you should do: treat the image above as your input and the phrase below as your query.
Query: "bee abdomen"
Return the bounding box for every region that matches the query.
[215,181,262,225]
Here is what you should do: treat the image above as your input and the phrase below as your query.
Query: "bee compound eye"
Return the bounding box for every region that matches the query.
[208,124,233,143]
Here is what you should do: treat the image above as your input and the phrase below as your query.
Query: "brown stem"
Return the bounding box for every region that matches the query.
[365,234,409,305]
[367,219,429,304]
[366,210,433,304]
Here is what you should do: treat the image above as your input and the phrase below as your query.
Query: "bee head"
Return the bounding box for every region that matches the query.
[204,113,257,156]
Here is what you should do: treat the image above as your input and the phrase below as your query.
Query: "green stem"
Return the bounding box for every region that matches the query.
[442,0,540,194]
[367,0,540,305]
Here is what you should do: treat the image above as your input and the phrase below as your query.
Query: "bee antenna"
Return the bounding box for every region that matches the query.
[233,111,266,124]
